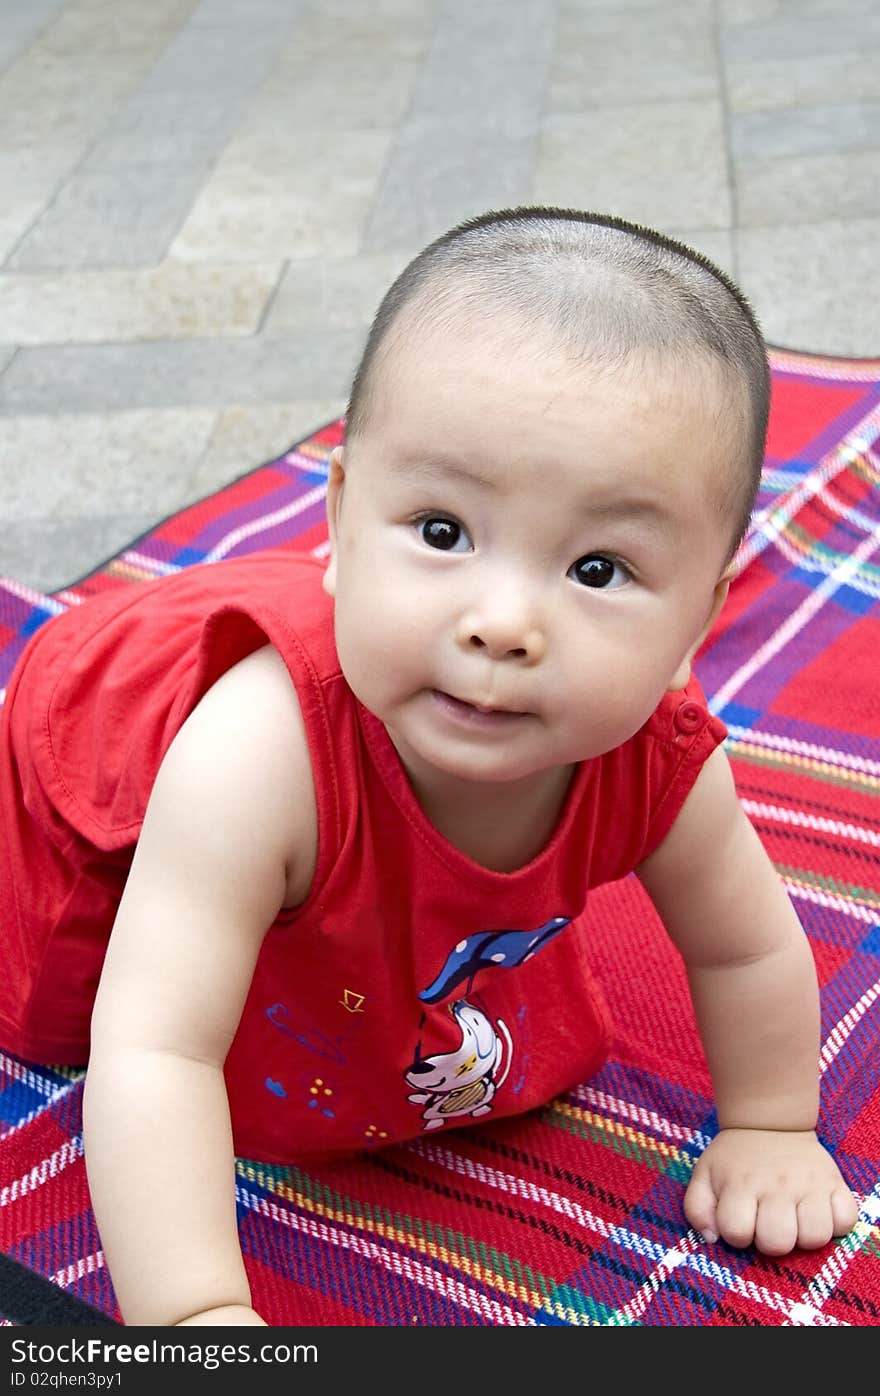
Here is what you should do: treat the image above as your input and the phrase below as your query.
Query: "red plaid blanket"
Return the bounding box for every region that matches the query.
[1,347,878,1326]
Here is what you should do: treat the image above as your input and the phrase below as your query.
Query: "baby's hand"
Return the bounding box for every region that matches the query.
[685,1128,859,1256]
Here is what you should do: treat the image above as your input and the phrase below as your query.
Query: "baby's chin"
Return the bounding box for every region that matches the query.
[365,684,657,785]
[385,727,579,797]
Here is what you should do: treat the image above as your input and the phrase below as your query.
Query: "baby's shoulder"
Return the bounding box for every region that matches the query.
[183,642,319,909]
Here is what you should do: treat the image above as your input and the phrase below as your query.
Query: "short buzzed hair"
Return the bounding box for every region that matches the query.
[345,207,771,561]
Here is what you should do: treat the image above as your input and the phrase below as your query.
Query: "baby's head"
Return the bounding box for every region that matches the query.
[323,208,770,789]
[346,207,769,564]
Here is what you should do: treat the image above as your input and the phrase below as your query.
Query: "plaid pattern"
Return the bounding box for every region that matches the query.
[1,348,879,1326]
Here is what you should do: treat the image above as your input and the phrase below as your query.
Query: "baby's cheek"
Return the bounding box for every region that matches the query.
[338,609,414,691]
[579,681,662,752]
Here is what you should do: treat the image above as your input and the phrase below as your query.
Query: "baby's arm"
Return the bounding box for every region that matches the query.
[635,745,859,1256]
[82,645,316,1325]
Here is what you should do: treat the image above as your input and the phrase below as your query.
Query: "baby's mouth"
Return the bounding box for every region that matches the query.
[431,690,527,723]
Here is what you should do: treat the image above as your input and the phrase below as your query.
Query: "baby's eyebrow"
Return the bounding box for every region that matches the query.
[390,455,498,493]
[583,497,681,540]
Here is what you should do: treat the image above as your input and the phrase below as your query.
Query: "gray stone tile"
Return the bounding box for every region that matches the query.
[731,102,880,160]
[272,0,433,57]
[135,18,292,95]
[188,0,306,24]
[171,130,392,262]
[0,145,88,190]
[243,54,420,132]
[0,197,51,267]
[83,92,252,172]
[549,57,718,113]
[721,0,880,25]
[557,0,714,35]
[37,0,199,54]
[0,331,364,414]
[558,0,711,8]
[550,2,717,109]
[0,148,87,265]
[363,124,537,252]
[0,515,171,595]
[736,150,880,226]
[170,185,366,263]
[0,262,282,346]
[725,52,880,113]
[7,167,208,271]
[0,50,150,147]
[262,252,418,333]
[187,399,346,497]
[408,0,553,135]
[0,347,18,375]
[735,218,880,357]
[721,10,880,61]
[535,103,731,230]
[0,408,217,519]
[0,0,67,77]
[0,0,195,149]
[443,0,549,44]
[719,0,775,16]
[362,0,554,251]
[0,36,31,74]
[413,61,548,141]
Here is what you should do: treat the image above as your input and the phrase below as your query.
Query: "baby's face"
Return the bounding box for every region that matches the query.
[324,319,737,793]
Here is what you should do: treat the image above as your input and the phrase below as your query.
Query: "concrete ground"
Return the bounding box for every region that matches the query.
[1,0,878,592]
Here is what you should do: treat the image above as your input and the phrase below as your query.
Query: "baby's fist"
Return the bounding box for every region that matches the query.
[685,1128,858,1257]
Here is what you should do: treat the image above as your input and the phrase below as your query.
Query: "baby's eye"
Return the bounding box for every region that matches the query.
[569,554,630,590]
[415,515,472,552]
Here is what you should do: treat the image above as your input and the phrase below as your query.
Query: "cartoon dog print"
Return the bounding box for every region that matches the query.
[405,999,512,1130]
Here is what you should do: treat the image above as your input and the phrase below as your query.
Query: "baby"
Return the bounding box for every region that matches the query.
[0,207,859,1326]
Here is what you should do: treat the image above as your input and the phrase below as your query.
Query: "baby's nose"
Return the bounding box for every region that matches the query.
[456,604,546,663]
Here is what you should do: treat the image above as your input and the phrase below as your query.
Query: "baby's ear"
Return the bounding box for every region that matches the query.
[322,446,346,598]
[666,563,736,692]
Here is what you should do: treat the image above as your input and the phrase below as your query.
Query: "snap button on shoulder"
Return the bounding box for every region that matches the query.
[674,700,705,735]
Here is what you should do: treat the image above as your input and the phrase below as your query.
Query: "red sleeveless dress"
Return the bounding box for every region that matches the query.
[0,551,726,1163]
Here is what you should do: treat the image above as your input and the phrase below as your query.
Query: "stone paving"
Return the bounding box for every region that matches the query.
[1,0,878,590]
